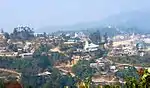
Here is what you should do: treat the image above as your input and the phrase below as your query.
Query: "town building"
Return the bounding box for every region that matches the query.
[84,41,99,52]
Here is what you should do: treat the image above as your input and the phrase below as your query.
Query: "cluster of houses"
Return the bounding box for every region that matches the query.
[109,34,150,57]
[0,33,34,58]
[1,29,150,86]
[61,32,150,85]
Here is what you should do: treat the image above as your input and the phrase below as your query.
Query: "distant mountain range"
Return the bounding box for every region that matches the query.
[37,10,150,34]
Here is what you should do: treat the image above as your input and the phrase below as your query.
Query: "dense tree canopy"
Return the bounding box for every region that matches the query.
[116,66,139,80]
[33,44,50,57]
[89,30,101,45]
[3,32,10,39]
[10,26,34,40]
[72,60,95,80]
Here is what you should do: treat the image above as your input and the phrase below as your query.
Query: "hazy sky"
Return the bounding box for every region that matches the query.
[0,0,150,32]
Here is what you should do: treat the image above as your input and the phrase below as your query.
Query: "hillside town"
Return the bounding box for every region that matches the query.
[0,27,149,88]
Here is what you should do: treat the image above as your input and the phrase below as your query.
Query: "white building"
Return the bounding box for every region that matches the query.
[38,71,51,76]
[20,53,33,58]
[84,41,99,52]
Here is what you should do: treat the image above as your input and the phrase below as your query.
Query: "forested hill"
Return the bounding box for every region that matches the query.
[37,10,150,35]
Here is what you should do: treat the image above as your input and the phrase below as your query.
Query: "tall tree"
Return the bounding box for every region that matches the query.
[103,32,108,43]
[43,32,47,38]
[4,32,10,39]
[11,26,34,40]
[89,30,101,44]
[1,29,4,33]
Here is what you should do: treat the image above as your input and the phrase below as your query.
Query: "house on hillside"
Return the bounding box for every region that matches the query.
[92,74,119,85]
[64,37,81,44]
[20,53,33,58]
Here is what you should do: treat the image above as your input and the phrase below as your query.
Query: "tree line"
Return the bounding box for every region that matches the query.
[2,26,34,40]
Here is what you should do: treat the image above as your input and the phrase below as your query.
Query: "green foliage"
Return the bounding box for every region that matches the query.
[0,80,4,88]
[3,32,10,39]
[72,60,95,80]
[0,56,51,88]
[42,68,76,88]
[109,55,150,67]
[125,77,138,88]
[95,49,106,58]
[51,52,67,62]
[33,44,50,57]
[21,75,38,88]
[38,44,50,53]
[36,55,51,69]
[32,44,52,69]
[140,69,150,88]
[89,30,101,44]
[25,85,33,88]
[116,66,139,80]
[59,74,76,87]
[42,82,51,88]
[0,57,33,72]
[103,85,111,88]
[10,59,32,71]
[115,68,150,88]
[10,26,34,40]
